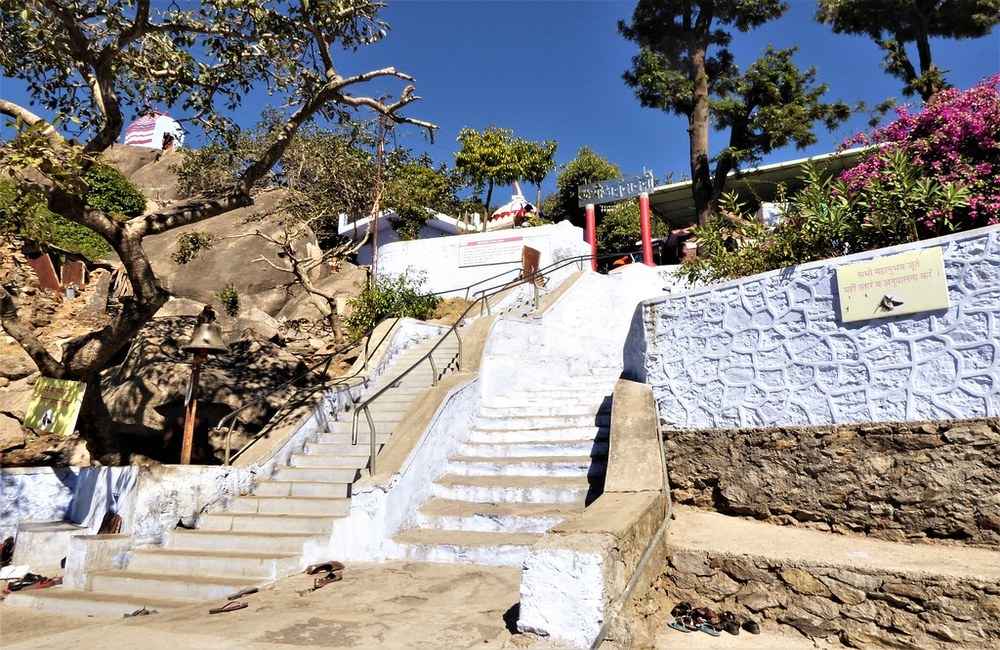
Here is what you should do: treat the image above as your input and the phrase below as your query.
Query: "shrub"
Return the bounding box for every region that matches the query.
[680,75,998,283]
[841,74,999,233]
[215,284,240,317]
[171,231,217,264]
[0,180,112,259]
[83,164,146,218]
[345,272,441,338]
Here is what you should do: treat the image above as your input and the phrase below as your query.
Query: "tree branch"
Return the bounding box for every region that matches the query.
[0,99,63,145]
[0,287,64,378]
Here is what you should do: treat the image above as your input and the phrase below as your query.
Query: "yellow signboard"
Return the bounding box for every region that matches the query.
[836,248,949,323]
[24,378,86,437]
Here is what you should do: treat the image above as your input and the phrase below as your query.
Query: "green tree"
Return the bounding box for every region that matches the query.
[619,0,851,226]
[0,0,435,394]
[597,200,668,254]
[816,0,1000,102]
[454,126,522,230]
[386,158,460,240]
[516,139,558,216]
[546,147,621,226]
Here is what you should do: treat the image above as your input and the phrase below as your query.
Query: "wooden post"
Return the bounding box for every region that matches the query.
[585,203,597,271]
[639,192,654,266]
[180,353,205,465]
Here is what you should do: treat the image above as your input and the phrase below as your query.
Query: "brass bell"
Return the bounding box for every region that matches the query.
[183,322,228,356]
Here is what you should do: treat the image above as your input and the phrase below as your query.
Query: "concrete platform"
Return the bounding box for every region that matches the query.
[1,562,525,650]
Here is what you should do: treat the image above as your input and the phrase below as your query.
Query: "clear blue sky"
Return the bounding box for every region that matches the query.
[3,1,998,200]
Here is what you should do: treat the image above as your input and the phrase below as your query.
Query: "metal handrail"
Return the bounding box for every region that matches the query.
[351,248,645,475]
[220,315,403,465]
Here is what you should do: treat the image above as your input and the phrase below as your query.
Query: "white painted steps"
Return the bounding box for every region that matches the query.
[415,499,577,533]
[432,474,594,504]
[393,529,543,566]
[3,334,452,617]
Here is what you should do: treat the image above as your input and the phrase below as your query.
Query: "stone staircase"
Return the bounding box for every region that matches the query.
[5,336,459,618]
[389,381,615,566]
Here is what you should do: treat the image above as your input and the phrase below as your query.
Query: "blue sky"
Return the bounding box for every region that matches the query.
[3,1,998,200]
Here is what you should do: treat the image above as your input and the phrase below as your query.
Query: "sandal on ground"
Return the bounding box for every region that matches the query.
[742,619,761,635]
[667,615,695,633]
[670,601,692,618]
[8,573,43,592]
[227,586,258,600]
[124,607,157,618]
[312,570,343,591]
[692,607,721,627]
[720,611,740,636]
[306,561,345,575]
[696,622,721,637]
[209,600,248,614]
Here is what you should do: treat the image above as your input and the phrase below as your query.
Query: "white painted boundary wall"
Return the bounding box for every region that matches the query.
[626,225,1000,428]
[0,318,444,567]
[376,220,590,296]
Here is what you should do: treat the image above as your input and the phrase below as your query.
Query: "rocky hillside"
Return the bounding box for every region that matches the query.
[1,145,368,466]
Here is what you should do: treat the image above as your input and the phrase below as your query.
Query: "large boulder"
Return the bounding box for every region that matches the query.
[99,144,160,178]
[276,262,368,322]
[142,188,327,316]
[126,148,184,204]
[101,316,306,463]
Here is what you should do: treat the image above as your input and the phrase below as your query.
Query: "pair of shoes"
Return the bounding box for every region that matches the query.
[720,611,740,635]
[666,603,721,637]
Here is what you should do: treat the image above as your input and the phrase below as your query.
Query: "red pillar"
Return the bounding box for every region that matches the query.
[585,203,597,271]
[639,192,654,266]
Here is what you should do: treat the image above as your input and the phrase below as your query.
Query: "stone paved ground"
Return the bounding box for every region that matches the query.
[1,562,527,649]
[656,627,835,649]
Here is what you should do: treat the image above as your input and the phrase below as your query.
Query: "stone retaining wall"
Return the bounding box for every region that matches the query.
[665,417,1000,548]
[651,548,1000,649]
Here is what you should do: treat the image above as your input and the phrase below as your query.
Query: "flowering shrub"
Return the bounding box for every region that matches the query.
[680,76,997,283]
[842,74,1000,233]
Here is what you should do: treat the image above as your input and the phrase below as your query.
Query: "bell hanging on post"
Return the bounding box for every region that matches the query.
[183,322,228,356]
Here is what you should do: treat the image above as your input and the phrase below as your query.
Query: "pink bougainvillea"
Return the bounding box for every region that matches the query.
[840,74,1000,233]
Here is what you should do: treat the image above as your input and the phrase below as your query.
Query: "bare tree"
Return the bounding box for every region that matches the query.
[0,1,435,384]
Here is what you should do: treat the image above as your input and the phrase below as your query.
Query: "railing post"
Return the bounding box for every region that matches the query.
[429,352,439,386]
[364,406,377,476]
[351,410,360,445]
[454,328,463,371]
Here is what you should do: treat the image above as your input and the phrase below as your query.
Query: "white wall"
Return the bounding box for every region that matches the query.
[376,221,591,295]
[628,225,1000,428]
[355,220,457,266]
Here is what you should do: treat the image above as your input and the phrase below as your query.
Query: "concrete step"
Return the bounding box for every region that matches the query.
[289,453,370,469]
[229,495,350,516]
[477,403,612,419]
[327,421,399,435]
[87,569,260,602]
[127,547,299,579]
[473,413,612,430]
[415,498,579,533]
[391,528,542,566]
[3,587,193,618]
[167,529,320,554]
[432,474,592,504]
[315,432,391,446]
[198,512,339,534]
[272,466,359,483]
[252,479,349,498]
[458,439,609,458]
[467,426,609,444]
[665,507,1000,649]
[304,441,378,456]
[445,455,604,478]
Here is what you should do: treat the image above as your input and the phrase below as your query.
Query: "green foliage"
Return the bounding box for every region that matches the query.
[619,1,850,220]
[215,284,240,317]
[344,272,441,338]
[597,200,668,254]
[387,159,460,240]
[454,127,522,214]
[171,231,217,264]
[678,157,969,283]
[82,164,146,218]
[546,147,621,225]
[816,0,1000,100]
[0,179,112,259]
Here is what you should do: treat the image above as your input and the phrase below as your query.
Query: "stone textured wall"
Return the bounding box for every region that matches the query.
[649,548,1000,649]
[665,417,1000,548]
[633,226,1000,428]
